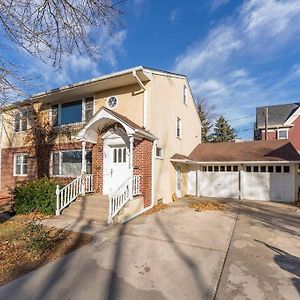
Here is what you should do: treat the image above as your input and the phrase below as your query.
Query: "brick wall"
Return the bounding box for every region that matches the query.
[92,135,104,193]
[133,138,153,208]
[0,142,93,199]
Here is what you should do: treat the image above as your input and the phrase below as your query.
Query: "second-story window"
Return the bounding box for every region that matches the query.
[84,97,94,122]
[14,108,28,132]
[51,97,94,126]
[183,85,187,105]
[176,117,182,138]
[61,100,82,125]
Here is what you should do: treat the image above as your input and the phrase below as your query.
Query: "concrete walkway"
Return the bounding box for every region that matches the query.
[0,203,236,300]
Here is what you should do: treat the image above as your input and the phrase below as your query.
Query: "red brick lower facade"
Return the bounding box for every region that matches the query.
[1,137,153,208]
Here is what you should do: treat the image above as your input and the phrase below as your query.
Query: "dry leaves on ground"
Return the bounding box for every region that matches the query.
[0,217,93,286]
[189,202,226,212]
[143,204,169,216]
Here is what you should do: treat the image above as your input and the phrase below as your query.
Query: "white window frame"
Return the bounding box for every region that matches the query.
[106,96,119,110]
[155,146,164,159]
[277,129,288,140]
[14,108,29,133]
[13,153,28,176]
[50,150,92,177]
[176,117,182,139]
[112,146,127,164]
[183,85,187,105]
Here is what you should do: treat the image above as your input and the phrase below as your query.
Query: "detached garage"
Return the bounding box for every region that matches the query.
[172,140,300,203]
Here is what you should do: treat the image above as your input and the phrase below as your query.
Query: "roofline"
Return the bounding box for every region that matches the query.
[2,66,187,110]
[256,102,300,110]
[170,159,300,164]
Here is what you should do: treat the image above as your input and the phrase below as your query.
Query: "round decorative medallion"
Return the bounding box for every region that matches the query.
[107,96,118,109]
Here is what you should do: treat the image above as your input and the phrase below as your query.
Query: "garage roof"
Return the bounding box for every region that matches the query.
[173,140,300,163]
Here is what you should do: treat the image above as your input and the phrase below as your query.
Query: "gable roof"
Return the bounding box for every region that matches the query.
[256,103,300,128]
[175,140,300,163]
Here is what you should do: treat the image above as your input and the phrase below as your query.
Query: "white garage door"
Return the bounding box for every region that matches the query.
[242,165,294,202]
[198,165,240,199]
[187,167,197,195]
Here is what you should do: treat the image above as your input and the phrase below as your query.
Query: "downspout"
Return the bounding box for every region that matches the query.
[132,70,147,128]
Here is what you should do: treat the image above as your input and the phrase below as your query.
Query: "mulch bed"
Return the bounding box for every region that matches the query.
[189,201,226,212]
[0,214,93,286]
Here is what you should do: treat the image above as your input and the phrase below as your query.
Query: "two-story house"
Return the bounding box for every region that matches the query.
[0,66,202,222]
[254,103,300,150]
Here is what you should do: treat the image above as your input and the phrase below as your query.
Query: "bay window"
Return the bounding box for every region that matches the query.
[51,150,92,177]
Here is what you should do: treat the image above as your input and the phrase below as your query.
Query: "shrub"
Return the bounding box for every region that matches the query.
[12,178,57,215]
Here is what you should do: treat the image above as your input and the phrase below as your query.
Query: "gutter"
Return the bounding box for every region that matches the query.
[132,70,148,128]
[170,159,300,164]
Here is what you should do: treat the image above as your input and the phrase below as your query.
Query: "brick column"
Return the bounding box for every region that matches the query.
[92,135,104,193]
[133,138,153,208]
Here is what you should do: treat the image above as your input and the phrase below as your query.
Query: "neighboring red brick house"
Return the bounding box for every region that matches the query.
[254,103,300,150]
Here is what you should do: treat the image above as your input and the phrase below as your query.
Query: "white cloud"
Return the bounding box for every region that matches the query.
[169,9,179,24]
[241,0,300,38]
[175,25,242,75]
[174,0,300,139]
[133,0,149,17]
[211,0,230,11]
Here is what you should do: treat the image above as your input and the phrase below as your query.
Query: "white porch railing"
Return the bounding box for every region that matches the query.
[56,174,94,215]
[108,175,141,223]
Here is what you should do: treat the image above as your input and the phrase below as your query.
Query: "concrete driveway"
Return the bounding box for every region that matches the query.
[0,198,299,300]
[214,199,300,300]
[0,203,236,300]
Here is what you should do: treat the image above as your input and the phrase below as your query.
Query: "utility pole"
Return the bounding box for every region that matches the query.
[265,107,269,140]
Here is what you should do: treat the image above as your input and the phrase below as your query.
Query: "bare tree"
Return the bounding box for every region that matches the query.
[0,0,125,104]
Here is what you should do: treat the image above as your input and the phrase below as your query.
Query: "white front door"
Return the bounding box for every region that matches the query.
[103,145,130,194]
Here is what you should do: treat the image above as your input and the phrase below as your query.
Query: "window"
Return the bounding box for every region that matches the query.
[176,117,181,138]
[268,166,274,173]
[84,97,94,121]
[112,147,127,164]
[253,166,259,172]
[233,166,238,172]
[226,166,232,172]
[276,166,282,173]
[51,150,92,177]
[214,166,219,172]
[14,154,28,176]
[278,129,288,140]
[202,166,207,172]
[155,146,163,159]
[246,166,252,172]
[51,105,59,127]
[51,97,94,126]
[183,85,187,105]
[261,166,266,172]
[61,100,82,125]
[14,109,28,132]
[208,166,213,172]
[283,166,290,173]
[220,166,225,172]
[107,96,118,109]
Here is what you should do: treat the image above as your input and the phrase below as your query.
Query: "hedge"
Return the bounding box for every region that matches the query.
[12,178,57,215]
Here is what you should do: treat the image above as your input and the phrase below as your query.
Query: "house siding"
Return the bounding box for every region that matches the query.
[288,116,300,150]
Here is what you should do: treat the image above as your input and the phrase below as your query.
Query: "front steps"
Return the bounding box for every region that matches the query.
[61,193,109,225]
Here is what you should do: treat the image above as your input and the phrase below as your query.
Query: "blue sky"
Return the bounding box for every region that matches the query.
[10,0,300,140]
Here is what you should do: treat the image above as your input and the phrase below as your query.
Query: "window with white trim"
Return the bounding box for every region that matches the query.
[113,147,127,164]
[155,146,163,159]
[14,109,29,132]
[14,154,28,176]
[176,117,182,138]
[51,150,92,176]
[278,129,288,139]
[183,85,187,105]
[51,97,94,126]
